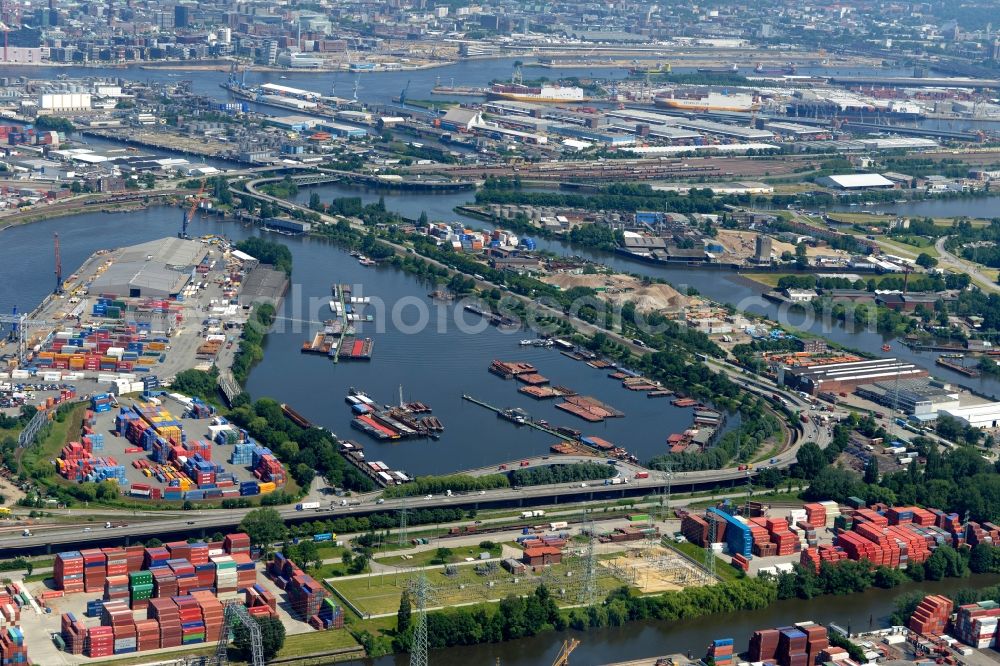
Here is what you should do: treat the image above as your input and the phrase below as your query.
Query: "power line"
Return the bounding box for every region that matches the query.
[408,574,432,666]
[398,496,408,547]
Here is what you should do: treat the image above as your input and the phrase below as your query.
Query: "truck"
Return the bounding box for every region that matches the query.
[604,477,624,486]
[634,471,649,479]
[312,533,335,542]
[296,502,321,511]
[549,521,569,530]
[800,413,809,423]
[521,510,534,519]
[532,510,545,518]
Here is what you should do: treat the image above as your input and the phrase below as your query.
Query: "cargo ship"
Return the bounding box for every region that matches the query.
[655,91,758,112]
[347,389,444,440]
[697,64,739,73]
[754,62,797,75]
[629,63,671,75]
[486,82,588,103]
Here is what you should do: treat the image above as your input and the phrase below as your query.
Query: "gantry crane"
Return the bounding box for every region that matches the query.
[180,180,206,239]
[551,639,580,666]
[53,232,63,294]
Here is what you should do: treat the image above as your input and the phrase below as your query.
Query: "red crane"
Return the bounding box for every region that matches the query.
[180,180,206,238]
[53,232,62,294]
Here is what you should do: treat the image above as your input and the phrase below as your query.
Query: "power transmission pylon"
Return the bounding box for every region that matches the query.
[578,515,598,605]
[408,574,432,666]
[704,511,717,583]
[398,496,408,547]
[660,464,673,521]
[215,601,264,666]
[744,470,753,517]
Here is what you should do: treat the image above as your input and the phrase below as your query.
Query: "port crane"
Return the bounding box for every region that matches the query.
[179,180,206,239]
[399,80,411,106]
[551,639,580,666]
[53,232,63,294]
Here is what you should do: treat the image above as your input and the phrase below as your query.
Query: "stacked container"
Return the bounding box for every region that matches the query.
[909,595,953,636]
[86,626,114,658]
[129,571,153,611]
[61,612,86,655]
[212,555,239,602]
[54,552,84,593]
[955,600,1000,649]
[175,596,205,645]
[148,598,181,648]
[748,628,779,662]
[232,553,257,590]
[287,572,328,621]
[81,550,106,594]
[134,618,160,652]
[796,622,829,664]
[245,585,277,618]
[312,597,345,630]
[192,591,225,642]
[0,626,27,666]
[151,568,178,599]
[705,638,733,666]
[776,626,807,666]
[224,533,251,555]
[799,546,847,573]
[103,576,130,604]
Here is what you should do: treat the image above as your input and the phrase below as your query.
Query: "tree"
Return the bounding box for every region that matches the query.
[234,615,285,661]
[397,588,413,633]
[308,192,323,211]
[863,455,879,484]
[432,547,453,564]
[239,507,287,553]
[915,252,938,269]
[795,441,826,480]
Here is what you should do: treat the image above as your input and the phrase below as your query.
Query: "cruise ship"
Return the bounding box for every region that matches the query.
[486,83,588,103]
[655,92,757,112]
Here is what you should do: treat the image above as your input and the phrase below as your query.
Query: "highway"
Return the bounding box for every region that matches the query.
[935,236,1000,294]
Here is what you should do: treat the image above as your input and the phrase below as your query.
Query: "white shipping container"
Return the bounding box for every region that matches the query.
[42,372,62,382]
[130,382,145,394]
[114,637,137,650]
[11,370,29,379]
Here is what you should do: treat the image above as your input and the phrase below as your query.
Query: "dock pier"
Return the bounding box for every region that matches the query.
[461,394,567,439]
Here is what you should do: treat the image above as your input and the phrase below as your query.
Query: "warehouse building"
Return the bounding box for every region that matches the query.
[780,358,928,396]
[939,403,1000,429]
[816,174,896,190]
[854,379,960,416]
[89,238,208,299]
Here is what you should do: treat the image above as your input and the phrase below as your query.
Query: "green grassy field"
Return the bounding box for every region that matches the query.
[377,543,502,568]
[277,629,363,657]
[329,557,623,617]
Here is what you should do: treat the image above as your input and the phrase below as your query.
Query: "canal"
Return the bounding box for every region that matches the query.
[289,179,1000,397]
[350,574,1000,666]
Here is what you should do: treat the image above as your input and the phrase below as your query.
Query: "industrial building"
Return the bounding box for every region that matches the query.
[815,174,896,190]
[939,403,1000,429]
[854,379,960,416]
[89,238,208,299]
[780,358,928,396]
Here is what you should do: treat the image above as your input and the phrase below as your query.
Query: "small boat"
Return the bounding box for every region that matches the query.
[520,340,533,346]
[358,256,376,266]
[881,344,891,352]
[430,432,441,440]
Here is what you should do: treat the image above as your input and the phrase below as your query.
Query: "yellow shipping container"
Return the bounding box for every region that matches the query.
[258,482,276,494]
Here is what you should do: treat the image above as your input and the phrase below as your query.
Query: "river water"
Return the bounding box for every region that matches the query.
[353,574,1000,666]
[0,206,705,475]
[285,180,1000,397]
[832,198,1000,221]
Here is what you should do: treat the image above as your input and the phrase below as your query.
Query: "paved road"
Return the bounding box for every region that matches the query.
[935,236,1000,293]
